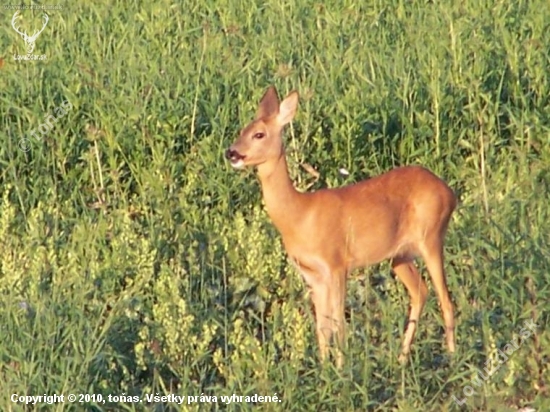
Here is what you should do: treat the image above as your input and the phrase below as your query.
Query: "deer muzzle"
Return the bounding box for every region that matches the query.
[225,148,246,168]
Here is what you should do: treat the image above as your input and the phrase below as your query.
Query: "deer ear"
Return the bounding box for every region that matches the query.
[256,86,279,119]
[277,91,299,126]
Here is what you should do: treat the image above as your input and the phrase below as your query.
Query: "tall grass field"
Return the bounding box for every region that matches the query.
[1,0,549,410]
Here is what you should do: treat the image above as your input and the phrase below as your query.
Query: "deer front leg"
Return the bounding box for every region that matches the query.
[310,282,331,362]
[309,274,347,368]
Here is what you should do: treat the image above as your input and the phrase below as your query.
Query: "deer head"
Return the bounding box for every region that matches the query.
[11,11,49,55]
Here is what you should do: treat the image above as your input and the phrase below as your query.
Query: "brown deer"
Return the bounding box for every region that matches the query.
[225,86,457,367]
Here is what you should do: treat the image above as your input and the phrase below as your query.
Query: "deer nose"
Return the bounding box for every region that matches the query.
[225,148,244,161]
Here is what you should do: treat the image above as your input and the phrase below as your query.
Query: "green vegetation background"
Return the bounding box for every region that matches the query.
[1,0,548,410]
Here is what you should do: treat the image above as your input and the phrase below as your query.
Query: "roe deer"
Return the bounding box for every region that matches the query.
[225,86,457,367]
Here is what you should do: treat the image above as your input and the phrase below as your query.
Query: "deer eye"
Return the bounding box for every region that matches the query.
[253,132,265,139]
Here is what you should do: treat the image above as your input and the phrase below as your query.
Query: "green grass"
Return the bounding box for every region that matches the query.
[1,0,549,410]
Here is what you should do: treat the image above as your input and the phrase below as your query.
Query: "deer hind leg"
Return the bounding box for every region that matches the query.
[420,235,455,354]
[309,273,347,368]
[392,257,428,363]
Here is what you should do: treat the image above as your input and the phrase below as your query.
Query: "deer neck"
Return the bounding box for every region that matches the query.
[257,151,305,236]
